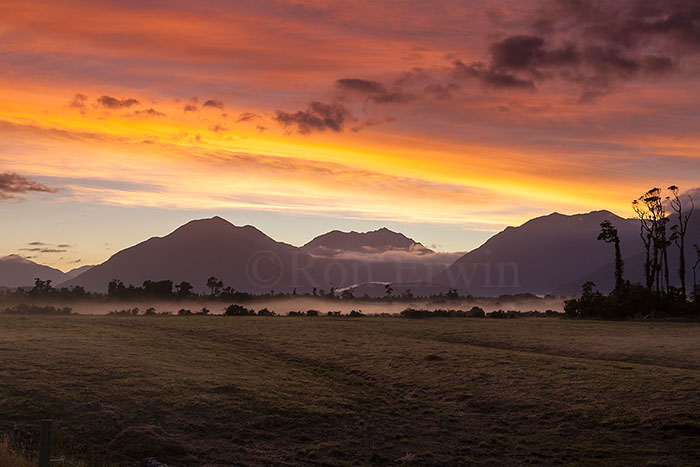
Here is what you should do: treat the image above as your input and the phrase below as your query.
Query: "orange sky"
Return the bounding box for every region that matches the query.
[1,0,699,270]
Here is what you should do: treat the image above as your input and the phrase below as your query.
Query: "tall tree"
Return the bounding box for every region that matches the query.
[632,198,654,290]
[634,188,670,292]
[598,220,625,292]
[668,185,694,299]
[206,276,223,296]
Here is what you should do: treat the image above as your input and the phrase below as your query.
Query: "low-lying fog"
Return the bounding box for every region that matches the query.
[3,296,566,315]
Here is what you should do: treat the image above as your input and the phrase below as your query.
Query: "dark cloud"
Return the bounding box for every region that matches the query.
[336,78,385,94]
[20,248,67,253]
[210,124,227,132]
[452,60,536,90]
[489,35,580,71]
[57,244,71,248]
[28,241,46,246]
[183,104,198,112]
[335,78,415,104]
[256,125,268,132]
[0,172,57,200]
[274,101,352,134]
[97,95,140,109]
[203,99,224,109]
[69,93,88,109]
[237,112,260,122]
[473,0,700,100]
[134,108,165,117]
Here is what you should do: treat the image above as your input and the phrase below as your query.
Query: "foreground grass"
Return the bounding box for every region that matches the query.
[1,316,699,466]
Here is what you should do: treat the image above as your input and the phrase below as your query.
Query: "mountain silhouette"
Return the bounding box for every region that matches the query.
[303,227,433,257]
[62,218,452,293]
[61,216,319,293]
[0,255,68,288]
[431,211,642,296]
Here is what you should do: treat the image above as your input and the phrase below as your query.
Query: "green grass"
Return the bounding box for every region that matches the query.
[1,316,700,465]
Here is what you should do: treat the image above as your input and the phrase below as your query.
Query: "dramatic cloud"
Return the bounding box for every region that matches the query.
[97,95,140,109]
[466,0,699,100]
[336,78,414,103]
[274,101,351,134]
[202,99,224,109]
[183,104,197,112]
[0,172,57,200]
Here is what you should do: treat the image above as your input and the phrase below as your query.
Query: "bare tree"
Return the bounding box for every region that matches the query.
[668,185,694,299]
[633,188,669,292]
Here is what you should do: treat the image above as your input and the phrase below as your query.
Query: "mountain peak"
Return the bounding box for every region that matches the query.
[302,228,433,257]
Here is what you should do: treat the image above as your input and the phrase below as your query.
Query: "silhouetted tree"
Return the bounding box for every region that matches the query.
[207,276,223,296]
[30,278,53,296]
[634,188,670,292]
[668,185,694,299]
[176,281,194,298]
[142,280,173,298]
[384,284,393,300]
[598,220,625,292]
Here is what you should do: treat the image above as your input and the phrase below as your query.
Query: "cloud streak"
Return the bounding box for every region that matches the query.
[0,172,57,200]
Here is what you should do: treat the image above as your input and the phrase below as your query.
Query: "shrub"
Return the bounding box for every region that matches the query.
[224,304,255,316]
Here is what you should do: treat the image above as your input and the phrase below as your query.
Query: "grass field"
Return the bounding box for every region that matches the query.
[1,316,700,466]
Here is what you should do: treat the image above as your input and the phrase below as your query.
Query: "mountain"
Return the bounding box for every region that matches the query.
[0,255,68,288]
[62,216,319,293]
[64,218,454,293]
[302,227,433,257]
[431,211,642,296]
[65,265,94,280]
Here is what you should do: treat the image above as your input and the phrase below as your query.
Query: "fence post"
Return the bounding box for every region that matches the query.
[39,419,52,467]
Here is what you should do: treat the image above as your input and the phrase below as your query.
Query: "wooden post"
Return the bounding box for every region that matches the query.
[38,419,52,467]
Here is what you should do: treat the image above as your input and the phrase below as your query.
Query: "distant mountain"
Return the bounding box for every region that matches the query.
[302,227,433,257]
[64,265,94,280]
[62,216,319,293]
[63,218,454,293]
[0,255,67,288]
[432,211,642,296]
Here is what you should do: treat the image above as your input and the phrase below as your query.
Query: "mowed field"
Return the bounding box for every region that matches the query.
[1,316,700,466]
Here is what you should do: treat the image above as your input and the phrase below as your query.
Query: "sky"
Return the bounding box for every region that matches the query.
[1,0,699,271]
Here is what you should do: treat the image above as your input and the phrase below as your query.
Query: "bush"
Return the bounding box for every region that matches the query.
[257,307,275,316]
[224,304,255,316]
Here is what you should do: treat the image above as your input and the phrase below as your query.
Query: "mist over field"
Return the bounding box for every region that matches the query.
[0,295,565,316]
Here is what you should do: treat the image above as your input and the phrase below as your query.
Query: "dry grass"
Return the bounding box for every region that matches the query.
[1,315,700,465]
[0,434,33,467]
